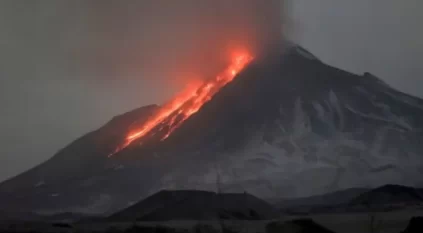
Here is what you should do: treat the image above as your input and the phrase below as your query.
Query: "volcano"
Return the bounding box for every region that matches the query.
[1,44,423,215]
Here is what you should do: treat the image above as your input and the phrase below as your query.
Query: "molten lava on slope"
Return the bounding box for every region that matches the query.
[110,51,253,156]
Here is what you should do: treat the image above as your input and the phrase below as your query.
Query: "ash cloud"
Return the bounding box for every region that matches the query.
[78,0,285,85]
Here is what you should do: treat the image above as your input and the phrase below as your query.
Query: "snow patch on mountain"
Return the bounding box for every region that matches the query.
[157,86,423,198]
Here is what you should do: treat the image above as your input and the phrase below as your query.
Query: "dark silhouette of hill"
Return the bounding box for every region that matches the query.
[349,184,423,206]
[266,218,336,233]
[108,190,278,221]
[402,216,423,233]
[271,184,423,214]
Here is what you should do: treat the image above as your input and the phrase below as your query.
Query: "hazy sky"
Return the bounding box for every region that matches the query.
[289,0,423,96]
[0,0,422,182]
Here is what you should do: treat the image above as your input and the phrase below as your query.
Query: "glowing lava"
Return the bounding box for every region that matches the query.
[110,51,253,156]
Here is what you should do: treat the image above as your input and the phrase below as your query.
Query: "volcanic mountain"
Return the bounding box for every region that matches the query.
[1,44,423,215]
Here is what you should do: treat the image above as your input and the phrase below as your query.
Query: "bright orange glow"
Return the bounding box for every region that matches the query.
[109,51,253,157]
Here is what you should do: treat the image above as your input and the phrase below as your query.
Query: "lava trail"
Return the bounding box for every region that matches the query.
[110,51,253,156]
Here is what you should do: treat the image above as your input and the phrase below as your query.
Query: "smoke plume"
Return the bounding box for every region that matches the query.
[78,0,285,86]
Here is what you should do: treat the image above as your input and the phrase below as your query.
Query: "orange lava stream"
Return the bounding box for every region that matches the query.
[109,51,253,157]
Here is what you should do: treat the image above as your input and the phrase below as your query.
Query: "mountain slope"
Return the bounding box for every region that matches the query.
[0,105,158,213]
[1,44,423,214]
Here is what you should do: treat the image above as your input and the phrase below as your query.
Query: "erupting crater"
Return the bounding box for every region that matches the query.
[110,51,253,156]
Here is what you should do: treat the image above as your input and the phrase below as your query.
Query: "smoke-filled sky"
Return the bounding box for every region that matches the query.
[0,0,422,182]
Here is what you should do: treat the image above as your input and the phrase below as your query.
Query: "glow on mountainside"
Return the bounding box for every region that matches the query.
[109,51,253,157]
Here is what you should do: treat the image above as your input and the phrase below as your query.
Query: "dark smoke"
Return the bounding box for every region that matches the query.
[78,0,285,85]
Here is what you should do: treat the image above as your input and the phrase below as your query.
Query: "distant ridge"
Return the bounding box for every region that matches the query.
[270,187,370,209]
[349,184,423,206]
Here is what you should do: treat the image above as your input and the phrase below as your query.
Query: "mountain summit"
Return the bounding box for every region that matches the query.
[1,44,423,214]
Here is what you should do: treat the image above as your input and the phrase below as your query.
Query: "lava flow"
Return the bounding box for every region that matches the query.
[109,51,253,157]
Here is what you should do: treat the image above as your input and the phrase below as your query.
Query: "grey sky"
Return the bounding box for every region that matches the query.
[288,0,423,96]
[0,0,422,182]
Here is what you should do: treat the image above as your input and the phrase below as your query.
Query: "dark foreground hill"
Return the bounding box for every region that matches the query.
[271,184,423,215]
[108,190,279,221]
[349,184,423,206]
[266,219,336,233]
[1,43,423,214]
